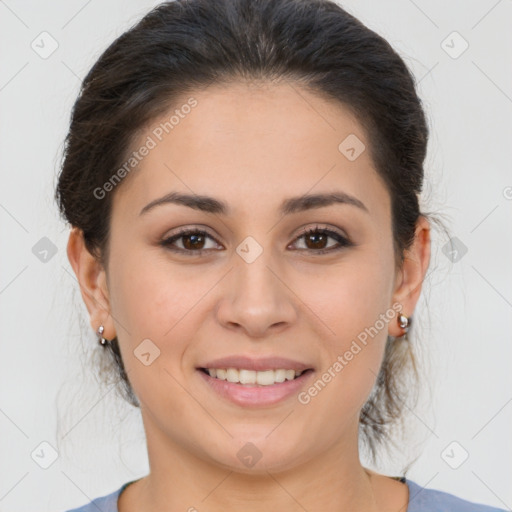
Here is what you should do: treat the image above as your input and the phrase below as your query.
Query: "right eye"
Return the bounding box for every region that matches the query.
[160,228,222,255]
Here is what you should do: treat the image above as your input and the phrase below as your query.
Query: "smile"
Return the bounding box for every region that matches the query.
[197,367,315,407]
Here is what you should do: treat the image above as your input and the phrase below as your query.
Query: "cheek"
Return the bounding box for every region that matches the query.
[296,249,393,407]
[107,254,196,408]
[108,243,198,343]
[116,265,191,344]
[107,256,162,342]
[296,248,394,344]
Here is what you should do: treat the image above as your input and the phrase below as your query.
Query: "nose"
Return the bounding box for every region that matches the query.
[215,249,298,339]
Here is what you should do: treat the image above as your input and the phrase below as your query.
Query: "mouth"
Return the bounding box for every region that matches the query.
[196,364,315,407]
[198,367,314,386]
[195,355,315,407]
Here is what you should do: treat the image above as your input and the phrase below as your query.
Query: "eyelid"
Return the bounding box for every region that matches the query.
[162,225,218,240]
[293,223,348,240]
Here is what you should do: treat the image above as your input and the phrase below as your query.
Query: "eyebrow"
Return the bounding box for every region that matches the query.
[139,191,369,217]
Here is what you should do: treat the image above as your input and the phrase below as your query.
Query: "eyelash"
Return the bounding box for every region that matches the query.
[160,225,352,256]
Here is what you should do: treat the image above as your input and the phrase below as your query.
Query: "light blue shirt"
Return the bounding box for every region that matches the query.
[65,477,509,512]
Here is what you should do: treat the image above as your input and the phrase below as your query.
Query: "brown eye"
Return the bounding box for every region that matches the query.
[291,227,352,254]
[303,231,329,250]
[161,229,221,255]
[180,232,206,250]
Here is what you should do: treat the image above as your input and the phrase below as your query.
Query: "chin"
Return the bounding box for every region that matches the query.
[203,432,308,475]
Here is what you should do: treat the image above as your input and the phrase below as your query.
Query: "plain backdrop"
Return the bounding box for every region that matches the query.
[0,1,511,511]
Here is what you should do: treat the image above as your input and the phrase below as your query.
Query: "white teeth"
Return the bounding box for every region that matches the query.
[274,369,286,383]
[256,370,274,385]
[204,367,306,386]
[226,368,238,383]
[285,369,295,381]
[239,369,256,384]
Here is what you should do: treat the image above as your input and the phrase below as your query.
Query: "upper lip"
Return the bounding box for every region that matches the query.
[198,356,313,372]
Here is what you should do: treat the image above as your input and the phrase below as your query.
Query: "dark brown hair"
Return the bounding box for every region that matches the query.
[56,0,439,466]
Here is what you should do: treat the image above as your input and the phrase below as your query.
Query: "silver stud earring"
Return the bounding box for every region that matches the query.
[97,325,108,346]
[397,313,410,334]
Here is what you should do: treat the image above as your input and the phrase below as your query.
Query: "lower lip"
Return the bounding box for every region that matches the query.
[197,369,314,407]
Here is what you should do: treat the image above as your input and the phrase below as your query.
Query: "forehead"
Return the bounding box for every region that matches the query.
[112,80,390,221]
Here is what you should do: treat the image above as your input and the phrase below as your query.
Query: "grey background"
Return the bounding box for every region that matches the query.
[0,1,511,511]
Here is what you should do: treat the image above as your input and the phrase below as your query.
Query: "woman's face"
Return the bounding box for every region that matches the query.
[71,80,430,473]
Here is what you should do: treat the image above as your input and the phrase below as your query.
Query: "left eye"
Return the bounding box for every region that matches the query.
[161,226,351,255]
[291,227,351,253]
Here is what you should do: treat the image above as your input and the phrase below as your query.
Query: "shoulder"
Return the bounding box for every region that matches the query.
[406,478,508,512]
[63,484,125,512]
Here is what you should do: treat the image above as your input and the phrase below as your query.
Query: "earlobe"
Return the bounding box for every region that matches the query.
[66,227,115,339]
[389,216,431,337]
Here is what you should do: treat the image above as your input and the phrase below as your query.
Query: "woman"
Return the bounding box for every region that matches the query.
[56,0,506,511]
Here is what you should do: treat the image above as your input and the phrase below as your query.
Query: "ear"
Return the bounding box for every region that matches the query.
[388,215,431,337]
[66,227,116,341]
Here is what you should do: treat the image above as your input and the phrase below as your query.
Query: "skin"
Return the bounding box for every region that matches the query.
[67,80,430,512]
